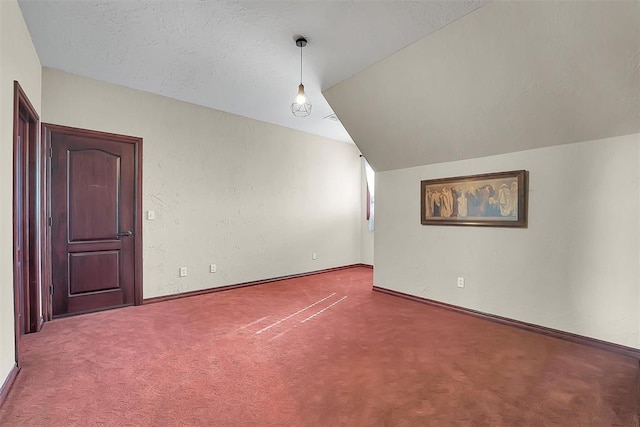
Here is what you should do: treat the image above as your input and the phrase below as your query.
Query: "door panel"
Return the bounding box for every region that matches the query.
[68,150,120,241]
[51,132,137,316]
[69,251,120,294]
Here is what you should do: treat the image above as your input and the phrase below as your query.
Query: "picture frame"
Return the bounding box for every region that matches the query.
[420,170,528,227]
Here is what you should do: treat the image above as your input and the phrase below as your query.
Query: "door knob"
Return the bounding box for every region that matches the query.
[116,230,133,239]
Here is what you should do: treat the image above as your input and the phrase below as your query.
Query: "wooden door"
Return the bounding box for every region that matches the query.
[15,112,29,334]
[13,81,41,368]
[50,127,141,316]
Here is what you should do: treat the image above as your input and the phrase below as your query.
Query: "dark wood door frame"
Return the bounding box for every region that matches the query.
[42,123,143,316]
[13,81,41,366]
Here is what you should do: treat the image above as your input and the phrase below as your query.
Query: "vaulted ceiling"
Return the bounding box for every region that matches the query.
[19,1,640,172]
[325,1,640,171]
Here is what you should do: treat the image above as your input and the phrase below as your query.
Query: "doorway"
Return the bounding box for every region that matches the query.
[12,82,41,367]
[43,124,143,317]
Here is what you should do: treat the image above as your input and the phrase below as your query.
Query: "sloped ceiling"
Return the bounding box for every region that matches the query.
[324,1,640,171]
[18,0,486,143]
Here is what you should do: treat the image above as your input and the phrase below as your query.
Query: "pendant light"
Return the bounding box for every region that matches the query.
[291,37,312,117]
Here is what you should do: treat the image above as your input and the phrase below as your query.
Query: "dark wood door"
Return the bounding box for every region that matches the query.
[17,110,42,334]
[51,131,137,316]
[14,82,41,366]
[15,113,29,333]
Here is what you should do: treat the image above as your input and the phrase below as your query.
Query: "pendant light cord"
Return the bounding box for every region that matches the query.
[300,45,303,85]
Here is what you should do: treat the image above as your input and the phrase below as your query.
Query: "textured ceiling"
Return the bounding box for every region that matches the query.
[324,1,640,170]
[18,0,485,143]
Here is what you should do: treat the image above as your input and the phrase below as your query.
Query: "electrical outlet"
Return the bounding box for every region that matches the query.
[210,264,217,273]
[312,252,317,260]
[457,277,465,288]
[179,267,188,277]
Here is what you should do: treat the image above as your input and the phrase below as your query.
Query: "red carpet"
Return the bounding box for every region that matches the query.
[1,267,638,426]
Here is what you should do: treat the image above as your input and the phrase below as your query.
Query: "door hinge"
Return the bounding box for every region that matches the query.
[48,217,52,226]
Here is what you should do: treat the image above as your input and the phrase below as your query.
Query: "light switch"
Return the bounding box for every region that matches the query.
[147,210,156,220]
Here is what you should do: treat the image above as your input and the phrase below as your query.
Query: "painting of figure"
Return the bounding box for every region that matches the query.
[420,170,527,227]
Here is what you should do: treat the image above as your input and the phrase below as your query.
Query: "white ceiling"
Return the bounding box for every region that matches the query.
[18,0,486,143]
[325,1,640,170]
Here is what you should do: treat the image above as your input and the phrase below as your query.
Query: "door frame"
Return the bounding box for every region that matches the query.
[42,123,143,318]
[13,81,41,365]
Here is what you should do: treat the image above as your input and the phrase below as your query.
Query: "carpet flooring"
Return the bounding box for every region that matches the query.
[0,267,638,426]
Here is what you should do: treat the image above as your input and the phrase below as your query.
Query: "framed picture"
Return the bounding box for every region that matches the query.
[421,170,528,227]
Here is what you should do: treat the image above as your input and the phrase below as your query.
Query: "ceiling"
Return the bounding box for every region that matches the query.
[325,1,640,170]
[18,0,486,144]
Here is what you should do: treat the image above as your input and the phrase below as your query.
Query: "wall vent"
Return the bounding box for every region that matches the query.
[324,113,340,123]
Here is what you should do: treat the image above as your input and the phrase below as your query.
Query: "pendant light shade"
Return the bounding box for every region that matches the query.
[291,37,312,117]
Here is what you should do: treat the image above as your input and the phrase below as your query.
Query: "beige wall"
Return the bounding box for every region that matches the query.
[374,133,640,349]
[42,68,362,299]
[0,0,42,388]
